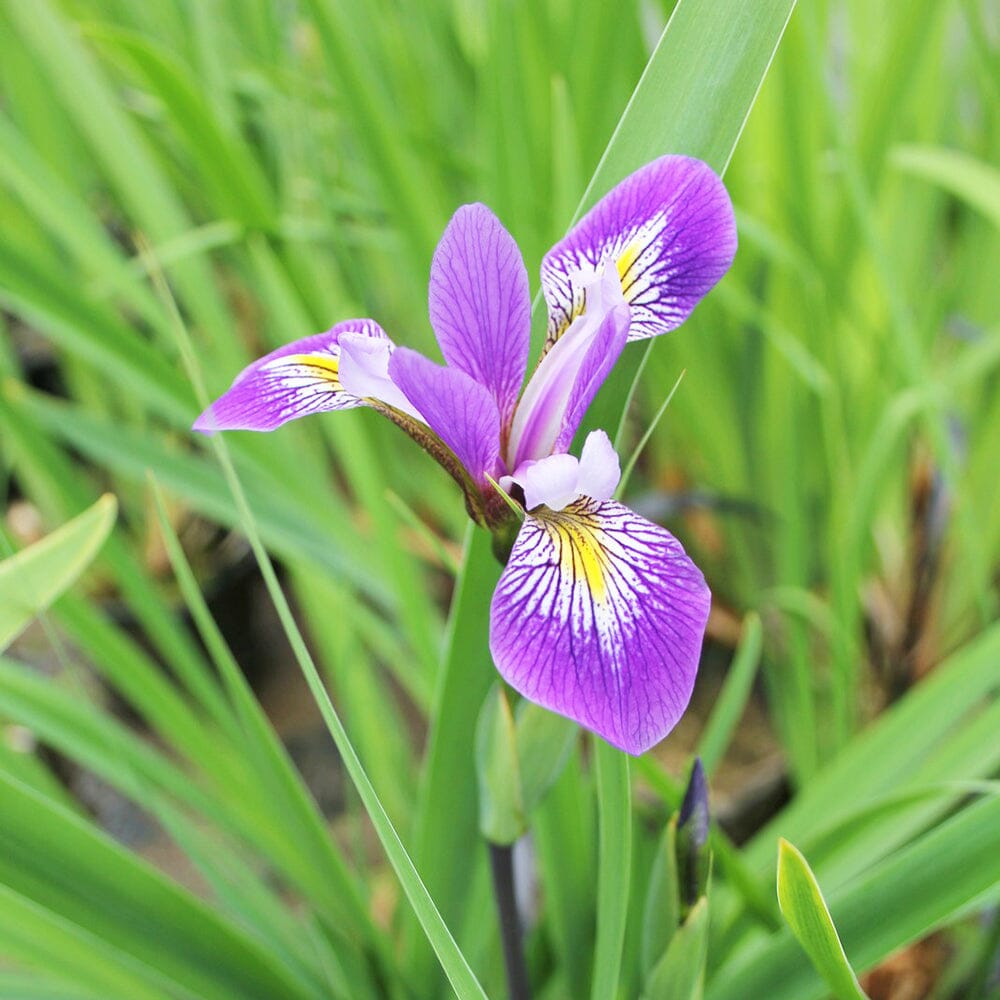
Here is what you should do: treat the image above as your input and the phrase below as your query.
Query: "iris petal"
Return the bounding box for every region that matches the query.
[541,156,736,349]
[429,203,531,425]
[506,270,629,468]
[339,332,423,420]
[193,320,391,433]
[516,454,580,512]
[389,347,502,487]
[490,498,710,755]
[508,430,620,512]
[548,297,629,456]
[576,430,621,501]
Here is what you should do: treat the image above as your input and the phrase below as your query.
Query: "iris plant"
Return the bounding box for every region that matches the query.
[195,156,736,755]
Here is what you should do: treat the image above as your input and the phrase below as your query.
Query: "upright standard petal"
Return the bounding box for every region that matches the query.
[547,298,629,456]
[429,204,531,425]
[490,499,710,755]
[389,347,502,487]
[193,320,392,433]
[506,269,629,468]
[541,156,737,347]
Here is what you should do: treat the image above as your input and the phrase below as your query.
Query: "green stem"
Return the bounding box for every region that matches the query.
[591,739,631,1000]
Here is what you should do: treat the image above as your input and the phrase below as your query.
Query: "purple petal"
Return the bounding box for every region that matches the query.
[541,156,736,346]
[389,347,501,486]
[490,499,710,755]
[549,300,629,455]
[193,320,391,434]
[507,270,629,468]
[429,204,531,425]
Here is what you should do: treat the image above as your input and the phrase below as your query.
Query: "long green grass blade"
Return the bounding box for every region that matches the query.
[584,0,797,188]
[0,495,116,651]
[697,614,764,777]
[709,795,1000,1000]
[591,741,632,1000]
[643,897,710,1000]
[0,774,321,1000]
[745,621,1000,871]
[406,2,797,989]
[147,477,385,950]
[208,426,489,1000]
[0,886,171,1000]
[777,840,868,1000]
[402,523,499,982]
[157,252,489,1000]
[891,144,1000,229]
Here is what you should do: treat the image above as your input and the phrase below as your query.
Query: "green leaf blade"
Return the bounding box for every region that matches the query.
[777,839,868,1000]
[643,896,710,1000]
[591,741,632,1000]
[0,494,117,651]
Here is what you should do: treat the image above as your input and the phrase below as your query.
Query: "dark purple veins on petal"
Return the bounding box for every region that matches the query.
[388,346,502,487]
[429,203,531,426]
[489,498,711,755]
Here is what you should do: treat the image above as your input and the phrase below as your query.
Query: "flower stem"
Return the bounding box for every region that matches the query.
[488,841,532,1000]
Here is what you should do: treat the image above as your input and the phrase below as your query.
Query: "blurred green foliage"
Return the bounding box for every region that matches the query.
[1,0,998,998]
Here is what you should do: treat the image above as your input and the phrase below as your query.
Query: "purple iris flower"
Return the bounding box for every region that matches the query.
[195,155,736,755]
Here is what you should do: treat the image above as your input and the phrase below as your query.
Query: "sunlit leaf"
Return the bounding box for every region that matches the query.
[0,495,116,651]
[777,839,868,1000]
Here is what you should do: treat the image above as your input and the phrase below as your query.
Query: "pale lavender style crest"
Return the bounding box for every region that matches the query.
[194,155,736,755]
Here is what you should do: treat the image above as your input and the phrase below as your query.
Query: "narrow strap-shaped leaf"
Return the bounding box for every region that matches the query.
[577,0,798,435]
[0,774,321,1000]
[891,144,1000,230]
[709,794,1000,999]
[777,840,868,1000]
[642,897,711,1000]
[697,614,764,776]
[407,2,798,988]
[159,254,489,1000]
[591,740,632,1000]
[0,495,116,651]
